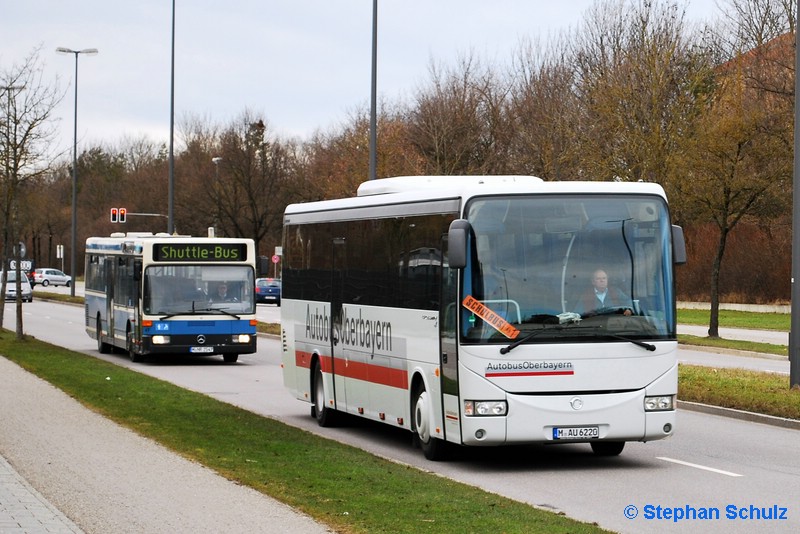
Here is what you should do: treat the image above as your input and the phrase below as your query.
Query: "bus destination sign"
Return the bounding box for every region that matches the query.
[153,243,246,262]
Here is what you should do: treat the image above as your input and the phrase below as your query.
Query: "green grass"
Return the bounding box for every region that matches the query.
[677,334,787,357]
[0,331,607,534]
[679,364,800,419]
[677,308,789,331]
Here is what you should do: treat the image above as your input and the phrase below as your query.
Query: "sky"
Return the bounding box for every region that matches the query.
[2,1,720,158]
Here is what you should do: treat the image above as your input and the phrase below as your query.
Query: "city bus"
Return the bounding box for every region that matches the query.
[281,176,686,460]
[85,232,260,363]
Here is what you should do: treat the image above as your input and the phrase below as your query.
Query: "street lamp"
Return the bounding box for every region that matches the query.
[212,157,222,237]
[368,0,377,181]
[56,47,98,297]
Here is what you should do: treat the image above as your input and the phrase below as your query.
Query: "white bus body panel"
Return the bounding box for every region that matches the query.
[282,299,444,434]
[456,343,677,446]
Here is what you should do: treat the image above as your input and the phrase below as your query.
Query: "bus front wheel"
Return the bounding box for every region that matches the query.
[223,354,239,363]
[591,441,625,456]
[312,361,336,427]
[127,326,143,363]
[96,316,111,354]
[412,383,447,461]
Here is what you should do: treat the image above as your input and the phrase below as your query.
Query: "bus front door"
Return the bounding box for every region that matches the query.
[440,238,461,443]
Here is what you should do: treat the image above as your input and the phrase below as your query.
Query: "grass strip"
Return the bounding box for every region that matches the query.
[677,308,789,331]
[679,364,800,419]
[678,334,787,357]
[0,331,607,534]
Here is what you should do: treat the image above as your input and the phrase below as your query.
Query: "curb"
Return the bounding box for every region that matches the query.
[678,400,800,431]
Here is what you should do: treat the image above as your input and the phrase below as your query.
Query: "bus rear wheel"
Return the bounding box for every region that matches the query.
[312,361,336,427]
[591,441,625,456]
[412,383,447,461]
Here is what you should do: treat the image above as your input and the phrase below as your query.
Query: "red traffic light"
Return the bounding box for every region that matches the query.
[110,208,118,223]
[119,208,127,223]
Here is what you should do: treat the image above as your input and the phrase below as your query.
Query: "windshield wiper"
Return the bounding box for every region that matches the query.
[598,329,656,351]
[500,324,598,354]
[157,301,241,320]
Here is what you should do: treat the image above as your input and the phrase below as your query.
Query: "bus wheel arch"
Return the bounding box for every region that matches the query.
[411,373,447,461]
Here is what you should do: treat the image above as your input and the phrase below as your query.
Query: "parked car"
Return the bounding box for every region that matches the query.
[33,268,72,288]
[2,270,33,302]
[255,278,281,305]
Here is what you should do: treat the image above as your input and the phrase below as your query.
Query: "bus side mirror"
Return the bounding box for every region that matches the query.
[448,219,470,269]
[133,259,143,281]
[672,225,687,265]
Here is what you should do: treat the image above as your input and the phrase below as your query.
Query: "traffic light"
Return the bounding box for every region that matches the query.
[119,208,127,223]
[110,208,118,223]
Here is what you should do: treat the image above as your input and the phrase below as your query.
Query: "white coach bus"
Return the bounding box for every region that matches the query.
[281,176,686,460]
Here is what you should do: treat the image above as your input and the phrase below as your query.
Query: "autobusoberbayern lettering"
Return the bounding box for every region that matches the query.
[305,304,392,353]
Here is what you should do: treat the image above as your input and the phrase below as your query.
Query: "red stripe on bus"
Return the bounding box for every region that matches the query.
[485,371,574,377]
[294,351,407,389]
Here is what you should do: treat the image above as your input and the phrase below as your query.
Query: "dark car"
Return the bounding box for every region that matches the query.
[255,278,281,305]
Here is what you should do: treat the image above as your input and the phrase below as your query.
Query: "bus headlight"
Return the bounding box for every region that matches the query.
[644,395,674,411]
[233,334,251,344]
[464,400,507,416]
[152,335,171,345]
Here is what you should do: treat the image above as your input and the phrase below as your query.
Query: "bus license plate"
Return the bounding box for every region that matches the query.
[190,346,214,353]
[553,426,599,440]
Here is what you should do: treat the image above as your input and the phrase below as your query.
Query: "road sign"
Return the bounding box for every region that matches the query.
[271,255,280,264]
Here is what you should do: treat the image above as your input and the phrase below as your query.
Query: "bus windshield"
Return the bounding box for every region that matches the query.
[461,194,675,344]
[143,265,255,315]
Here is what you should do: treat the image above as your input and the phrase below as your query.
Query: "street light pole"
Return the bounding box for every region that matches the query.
[212,157,222,237]
[368,0,378,181]
[168,0,176,234]
[56,46,98,298]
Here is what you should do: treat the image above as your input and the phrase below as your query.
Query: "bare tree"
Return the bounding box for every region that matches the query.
[198,112,301,256]
[1,48,62,336]
[571,0,713,189]
[406,53,511,175]
[507,36,583,180]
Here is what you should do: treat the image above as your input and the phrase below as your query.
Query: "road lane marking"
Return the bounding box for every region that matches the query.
[657,457,743,477]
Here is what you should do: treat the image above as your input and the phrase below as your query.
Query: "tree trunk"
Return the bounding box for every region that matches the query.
[708,226,729,338]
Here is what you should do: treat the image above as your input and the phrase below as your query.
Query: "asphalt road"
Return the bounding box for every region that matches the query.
[3,299,799,533]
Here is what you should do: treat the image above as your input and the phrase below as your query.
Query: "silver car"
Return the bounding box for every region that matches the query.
[33,268,72,287]
[2,270,33,302]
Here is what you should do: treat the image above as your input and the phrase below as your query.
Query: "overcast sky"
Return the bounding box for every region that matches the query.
[3,1,719,156]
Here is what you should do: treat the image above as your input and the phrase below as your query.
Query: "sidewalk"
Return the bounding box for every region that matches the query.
[0,455,82,533]
[0,357,330,534]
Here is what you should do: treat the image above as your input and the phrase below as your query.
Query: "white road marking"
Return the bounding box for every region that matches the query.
[658,456,743,477]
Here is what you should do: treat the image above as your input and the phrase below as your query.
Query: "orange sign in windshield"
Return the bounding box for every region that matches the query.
[462,295,520,339]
